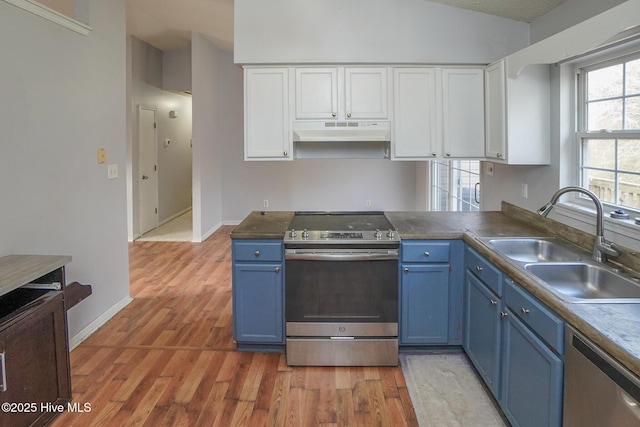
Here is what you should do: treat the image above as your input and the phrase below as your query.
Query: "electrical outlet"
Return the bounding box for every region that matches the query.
[486,162,494,176]
[262,199,269,208]
[521,183,528,199]
[365,200,372,207]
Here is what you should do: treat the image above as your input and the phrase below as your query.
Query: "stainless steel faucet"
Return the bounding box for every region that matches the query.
[538,186,621,263]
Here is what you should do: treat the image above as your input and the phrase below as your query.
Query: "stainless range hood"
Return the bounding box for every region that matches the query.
[292,121,391,159]
[292,120,391,142]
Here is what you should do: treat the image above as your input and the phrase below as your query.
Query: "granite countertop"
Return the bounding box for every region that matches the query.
[230,211,294,239]
[230,208,640,378]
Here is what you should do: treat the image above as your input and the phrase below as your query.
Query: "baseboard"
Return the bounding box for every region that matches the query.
[223,220,242,226]
[68,295,134,350]
[192,221,222,243]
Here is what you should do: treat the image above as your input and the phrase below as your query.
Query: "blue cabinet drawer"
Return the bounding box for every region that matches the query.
[233,240,283,262]
[504,278,564,354]
[466,246,502,296]
[402,241,450,263]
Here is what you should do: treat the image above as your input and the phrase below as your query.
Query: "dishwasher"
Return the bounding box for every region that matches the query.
[564,326,640,426]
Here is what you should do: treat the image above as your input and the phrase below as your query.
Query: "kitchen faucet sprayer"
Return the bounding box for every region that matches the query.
[538,186,621,263]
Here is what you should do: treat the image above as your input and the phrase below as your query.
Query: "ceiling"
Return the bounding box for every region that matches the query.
[126,0,566,52]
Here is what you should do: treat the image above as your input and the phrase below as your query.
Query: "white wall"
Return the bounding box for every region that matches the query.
[0,0,130,339]
[128,36,193,238]
[163,45,192,92]
[192,33,223,240]
[234,0,530,65]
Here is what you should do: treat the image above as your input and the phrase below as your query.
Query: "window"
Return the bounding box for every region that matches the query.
[578,53,640,211]
[431,160,480,212]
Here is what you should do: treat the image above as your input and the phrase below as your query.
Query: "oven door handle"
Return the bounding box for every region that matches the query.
[285,250,398,261]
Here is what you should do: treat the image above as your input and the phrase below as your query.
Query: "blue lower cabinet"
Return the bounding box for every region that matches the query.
[231,239,284,345]
[400,264,449,344]
[501,310,563,427]
[464,273,502,398]
[464,244,565,426]
[400,240,464,346]
[232,262,284,343]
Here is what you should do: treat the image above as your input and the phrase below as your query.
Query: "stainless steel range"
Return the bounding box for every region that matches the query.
[284,211,400,366]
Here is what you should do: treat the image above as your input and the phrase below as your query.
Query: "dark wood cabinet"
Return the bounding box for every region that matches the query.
[0,290,71,427]
[0,255,90,427]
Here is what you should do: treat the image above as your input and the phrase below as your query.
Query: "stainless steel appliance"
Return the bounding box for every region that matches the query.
[284,211,400,366]
[564,326,640,426]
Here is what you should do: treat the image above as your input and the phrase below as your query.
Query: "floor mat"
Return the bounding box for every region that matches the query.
[400,353,507,427]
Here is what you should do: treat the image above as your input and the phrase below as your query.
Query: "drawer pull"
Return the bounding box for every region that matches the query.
[254,250,260,257]
[274,267,280,273]
[424,251,430,257]
[404,268,409,273]
[0,351,6,392]
[476,265,483,272]
[490,300,498,306]
[521,308,530,315]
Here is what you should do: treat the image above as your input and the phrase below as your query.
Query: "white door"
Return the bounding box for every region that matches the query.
[138,106,158,235]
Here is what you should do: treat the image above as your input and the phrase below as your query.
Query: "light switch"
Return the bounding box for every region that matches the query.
[107,164,118,180]
[98,148,106,164]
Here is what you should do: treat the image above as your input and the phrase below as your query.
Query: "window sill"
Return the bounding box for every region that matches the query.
[2,0,91,35]
[552,202,640,246]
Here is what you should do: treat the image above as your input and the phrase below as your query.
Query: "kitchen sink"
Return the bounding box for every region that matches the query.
[524,263,640,303]
[483,237,584,263]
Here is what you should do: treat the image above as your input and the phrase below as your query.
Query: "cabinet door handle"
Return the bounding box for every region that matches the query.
[424,251,430,257]
[283,151,288,157]
[347,112,352,118]
[521,308,530,315]
[332,112,336,117]
[432,152,437,157]
[476,265,483,272]
[500,311,509,318]
[254,250,260,257]
[404,268,409,273]
[446,152,451,157]
[0,351,6,392]
[490,300,498,306]
[274,267,280,273]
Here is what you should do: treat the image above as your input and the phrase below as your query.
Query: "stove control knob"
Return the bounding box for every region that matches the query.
[302,229,309,239]
[289,229,297,238]
[386,229,395,239]
[374,229,382,239]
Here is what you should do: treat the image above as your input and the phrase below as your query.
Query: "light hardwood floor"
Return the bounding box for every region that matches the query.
[52,226,419,426]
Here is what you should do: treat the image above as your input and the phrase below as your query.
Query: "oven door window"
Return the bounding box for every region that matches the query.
[285,259,398,323]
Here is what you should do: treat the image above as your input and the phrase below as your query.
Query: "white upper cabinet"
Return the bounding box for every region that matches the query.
[295,67,389,120]
[393,67,485,160]
[442,68,485,158]
[295,68,338,119]
[392,68,437,159]
[484,59,550,165]
[244,67,293,161]
[344,68,389,119]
